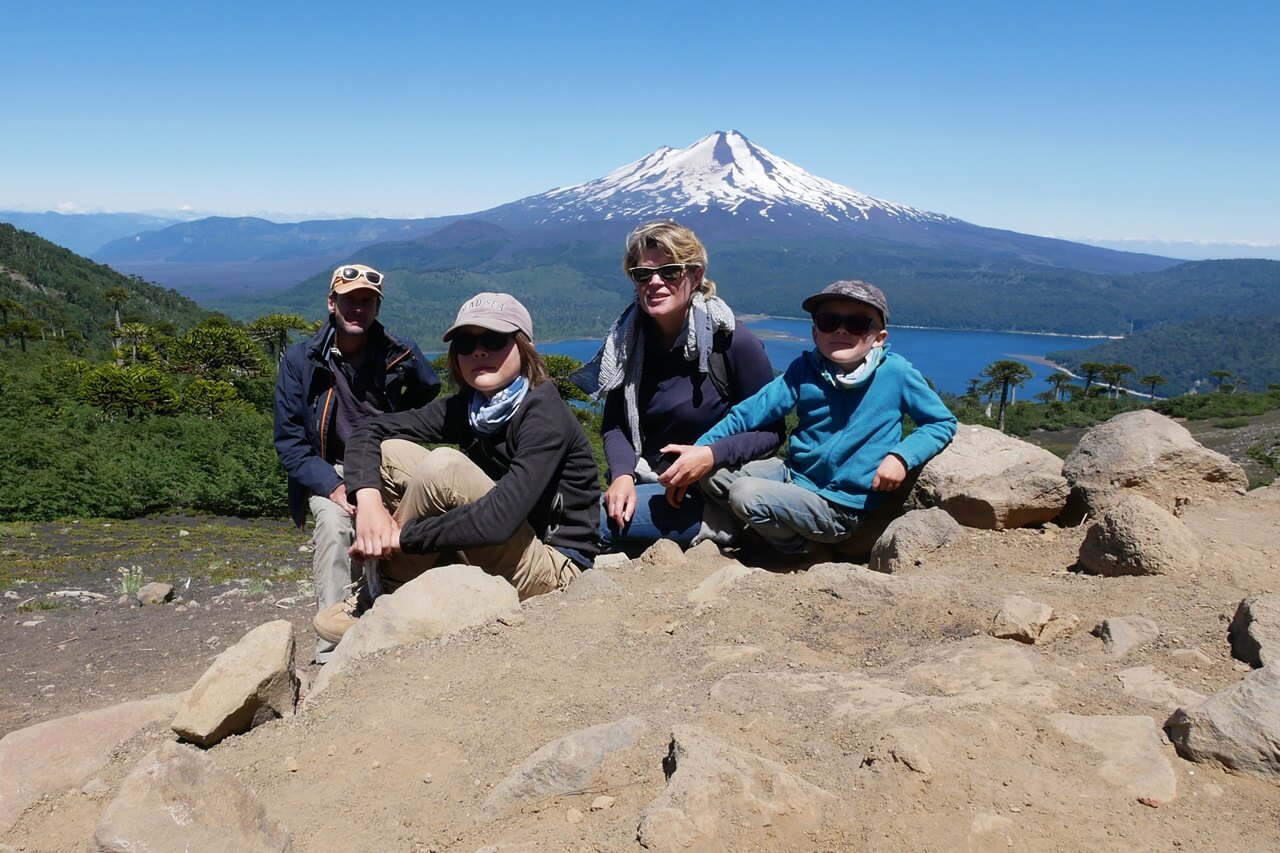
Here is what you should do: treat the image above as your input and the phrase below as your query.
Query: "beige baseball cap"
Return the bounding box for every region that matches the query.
[442,292,534,342]
[330,264,384,296]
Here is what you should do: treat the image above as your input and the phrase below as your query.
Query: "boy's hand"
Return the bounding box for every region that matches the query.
[605,475,637,527]
[657,444,715,489]
[872,454,908,492]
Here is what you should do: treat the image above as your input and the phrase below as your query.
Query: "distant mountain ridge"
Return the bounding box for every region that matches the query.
[0,211,186,256]
[85,130,1176,301]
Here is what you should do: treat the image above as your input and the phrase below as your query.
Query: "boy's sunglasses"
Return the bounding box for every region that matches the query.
[338,267,383,285]
[813,312,879,335]
[453,329,513,355]
[627,264,696,286]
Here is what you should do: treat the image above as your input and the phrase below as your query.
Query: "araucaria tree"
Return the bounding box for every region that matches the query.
[980,359,1034,433]
[1140,373,1167,400]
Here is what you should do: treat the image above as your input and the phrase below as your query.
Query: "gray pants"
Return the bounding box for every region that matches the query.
[307,463,360,657]
[703,457,863,555]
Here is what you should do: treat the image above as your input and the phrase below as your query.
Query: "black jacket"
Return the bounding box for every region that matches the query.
[274,319,440,527]
[343,381,601,562]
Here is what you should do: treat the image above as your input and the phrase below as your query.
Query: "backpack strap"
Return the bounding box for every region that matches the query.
[707,330,732,399]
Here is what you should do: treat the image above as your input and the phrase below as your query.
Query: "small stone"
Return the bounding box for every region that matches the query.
[283,757,298,773]
[422,773,433,784]
[590,795,616,811]
[136,582,175,606]
[178,530,190,537]
[81,778,111,797]
[663,621,680,635]
[566,807,583,824]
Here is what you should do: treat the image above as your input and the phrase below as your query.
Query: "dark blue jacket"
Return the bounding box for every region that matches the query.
[274,319,440,527]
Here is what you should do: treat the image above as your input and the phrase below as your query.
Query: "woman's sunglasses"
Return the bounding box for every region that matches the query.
[627,264,696,286]
[453,329,513,355]
[812,312,880,335]
[338,267,383,285]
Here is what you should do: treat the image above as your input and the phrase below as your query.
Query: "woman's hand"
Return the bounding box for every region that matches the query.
[350,487,402,558]
[871,454,908,492]
[657,444,715,489]
[605,475,637,527]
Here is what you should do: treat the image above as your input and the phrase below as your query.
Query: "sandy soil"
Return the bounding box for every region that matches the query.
[2,440,1279,851]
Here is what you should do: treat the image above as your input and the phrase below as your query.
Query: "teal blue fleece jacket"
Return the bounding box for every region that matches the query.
[696,347,957,511]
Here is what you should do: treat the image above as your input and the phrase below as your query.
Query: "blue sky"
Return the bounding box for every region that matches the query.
[3,1,1277,256]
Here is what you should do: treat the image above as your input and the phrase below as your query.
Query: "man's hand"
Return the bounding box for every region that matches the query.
[605,475,637,527]
[657,444,715,489]
[871,454,908,492]
[328,483,355,515]
[350,488,401,558]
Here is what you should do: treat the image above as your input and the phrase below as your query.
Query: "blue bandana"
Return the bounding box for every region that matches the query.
[817,344,886,390]
[468,376,529,435]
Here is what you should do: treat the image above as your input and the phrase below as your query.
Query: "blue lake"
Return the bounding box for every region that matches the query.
[540,317,1103,396]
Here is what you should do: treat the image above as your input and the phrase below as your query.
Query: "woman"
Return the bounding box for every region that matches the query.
[577,220,783,549]
[317,292,599,641]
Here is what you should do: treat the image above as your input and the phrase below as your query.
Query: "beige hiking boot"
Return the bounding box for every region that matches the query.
[313,594,362,645]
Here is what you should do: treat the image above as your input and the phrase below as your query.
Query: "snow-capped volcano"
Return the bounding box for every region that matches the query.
[481,130,953,229]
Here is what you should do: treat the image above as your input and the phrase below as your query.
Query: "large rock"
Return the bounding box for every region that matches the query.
[482,716,646,820]
[90,741,291,852]
[1077,494,1200,576]
[1050,714,1177,802]
[1093,616,1161,658]
[1062,410,1248,513]
[990,595,1054,644]
[869,508,964,573]
[1228,594,1280,668]
[911,424,1070,529]
[637,726,835,851]
[0,693,184,835]
[171,619,298,747]
[1165,665,1280,780]
[1117,667,1206,711]
[310,564,521,696]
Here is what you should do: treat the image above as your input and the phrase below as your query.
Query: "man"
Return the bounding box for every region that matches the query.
[274,263,440,662]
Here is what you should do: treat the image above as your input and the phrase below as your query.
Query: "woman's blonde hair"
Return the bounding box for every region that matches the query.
[623,220,717,297]
[446,330,549,391]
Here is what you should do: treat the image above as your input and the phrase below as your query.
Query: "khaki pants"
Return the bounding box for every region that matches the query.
[378,440,579,600]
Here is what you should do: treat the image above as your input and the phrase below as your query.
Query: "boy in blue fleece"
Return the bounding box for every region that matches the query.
[658,280,957,555]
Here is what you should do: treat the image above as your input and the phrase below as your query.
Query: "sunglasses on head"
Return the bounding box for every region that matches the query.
[452,329,513,356]
[812,312,880,335]
[338,267,383,285]
[627,264,696,286]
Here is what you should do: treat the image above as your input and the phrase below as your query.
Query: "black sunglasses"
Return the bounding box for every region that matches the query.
[338,267,383,285]
[813,312,879,335]
[452,329,513,356]
[627,264,696,286]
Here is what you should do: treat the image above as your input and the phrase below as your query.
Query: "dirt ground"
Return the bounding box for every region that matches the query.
[2,435,1280,851]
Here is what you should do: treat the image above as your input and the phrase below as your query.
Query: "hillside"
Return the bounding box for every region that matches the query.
[0,224,208,351]
[0,211,183,256]
[1048,312,1280,395]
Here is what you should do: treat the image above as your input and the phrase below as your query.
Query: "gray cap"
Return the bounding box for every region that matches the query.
[442,292,534,342]
[801,280,889,325]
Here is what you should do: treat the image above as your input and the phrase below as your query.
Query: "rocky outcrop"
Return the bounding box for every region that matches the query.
[637,726,835,851]
[1050,714,1177,802]
[310,564,521,697]
[0,693,184,835]
[1063,410,1248,513]
[1229,594,1280,668]
[1093,616,1161,658]
[89,742,290,852]
[482,716,646,820]
[1165,666,1280,780]
[869,507,964,573]
[912,424,1070,529]
[1077,494,1200,576]
[171,619,297,747]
